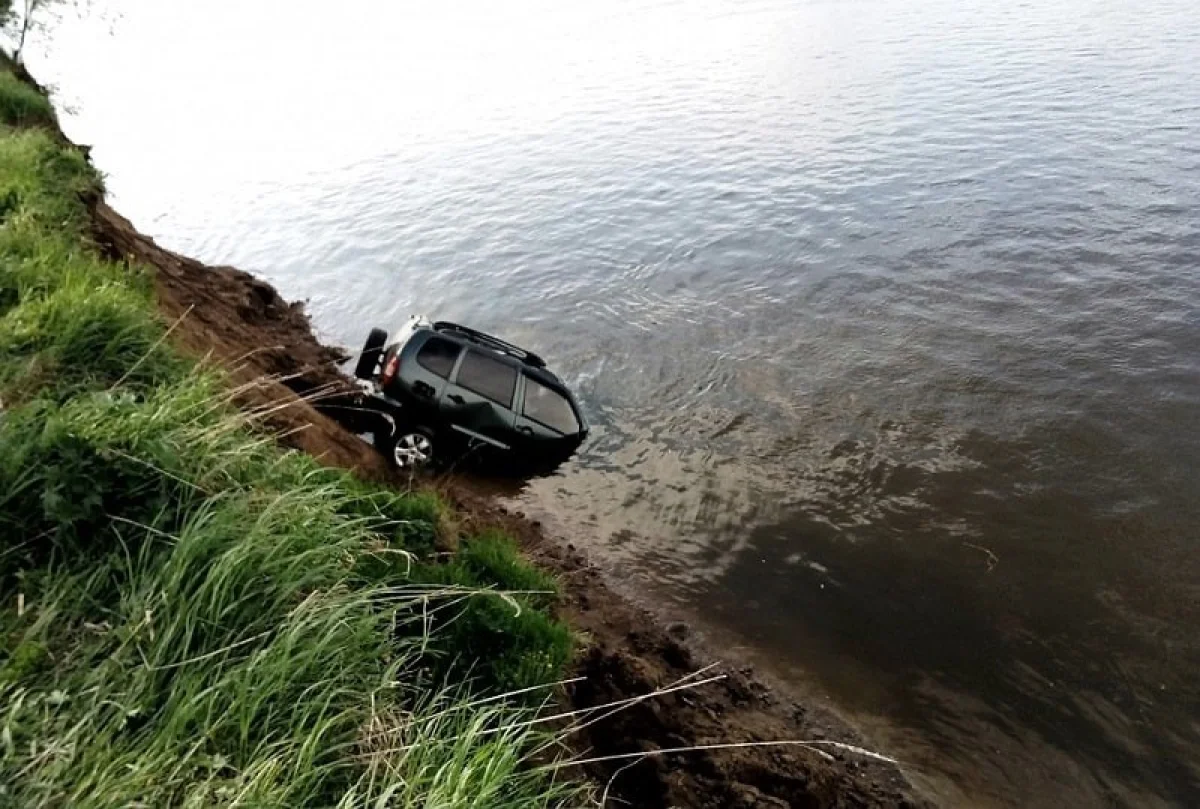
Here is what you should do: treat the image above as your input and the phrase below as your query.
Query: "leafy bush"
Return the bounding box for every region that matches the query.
[0,639,47,682]
[415,533,573,694]
[0,127,98,232]
[0,70,54,127]
[0,278,184,400]
[336,472,443,553]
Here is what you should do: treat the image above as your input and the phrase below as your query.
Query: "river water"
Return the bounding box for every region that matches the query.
[33,0,1200,805]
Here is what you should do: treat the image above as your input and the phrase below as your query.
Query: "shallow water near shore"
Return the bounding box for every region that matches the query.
[34,0,1200,804]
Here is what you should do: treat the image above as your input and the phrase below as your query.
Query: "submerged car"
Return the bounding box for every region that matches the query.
[353,317,587,471]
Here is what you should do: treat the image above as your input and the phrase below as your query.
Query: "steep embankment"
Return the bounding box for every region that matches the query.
[94,199,927,809]
[0,58,579,808]
[2,58,927,808]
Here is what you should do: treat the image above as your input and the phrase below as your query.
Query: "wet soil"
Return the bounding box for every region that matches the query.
[85,172,929,809]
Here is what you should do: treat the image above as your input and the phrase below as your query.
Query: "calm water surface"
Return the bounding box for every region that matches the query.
[35,0,1200,805]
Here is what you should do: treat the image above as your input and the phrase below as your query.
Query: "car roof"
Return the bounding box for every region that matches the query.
[430,321,547,367]
[415,326,574,397]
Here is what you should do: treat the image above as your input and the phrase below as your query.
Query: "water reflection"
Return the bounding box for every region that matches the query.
[520,421,1200,806]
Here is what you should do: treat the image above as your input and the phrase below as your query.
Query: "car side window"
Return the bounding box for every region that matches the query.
[522,376,579,434]
[416,337,460,379]
[456,350,517,407]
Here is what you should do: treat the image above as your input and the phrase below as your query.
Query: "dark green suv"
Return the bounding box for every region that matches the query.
[353,317,587,471]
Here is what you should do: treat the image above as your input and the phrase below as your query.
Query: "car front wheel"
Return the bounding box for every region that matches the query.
[389,428,435,471]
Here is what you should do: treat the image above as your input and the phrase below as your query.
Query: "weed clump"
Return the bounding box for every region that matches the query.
[0,70,55,128]
[415,532,573,693]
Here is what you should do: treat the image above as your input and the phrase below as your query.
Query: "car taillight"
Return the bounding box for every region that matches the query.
[380,353,400,385]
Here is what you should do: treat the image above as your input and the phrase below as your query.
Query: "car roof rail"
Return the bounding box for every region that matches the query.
[432,321,547,368]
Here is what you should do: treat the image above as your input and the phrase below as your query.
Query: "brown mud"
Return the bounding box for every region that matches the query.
[83,165,929,809]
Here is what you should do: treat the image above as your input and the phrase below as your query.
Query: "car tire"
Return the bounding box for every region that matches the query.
[354,328,388,380]
[385,426,436,471]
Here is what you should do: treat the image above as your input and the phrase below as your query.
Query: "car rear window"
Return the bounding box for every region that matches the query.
[522,376,579,434]
[415,336,460,378]
[456,350,517,407]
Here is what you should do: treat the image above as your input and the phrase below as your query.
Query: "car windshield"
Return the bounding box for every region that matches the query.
[522,376,579,434]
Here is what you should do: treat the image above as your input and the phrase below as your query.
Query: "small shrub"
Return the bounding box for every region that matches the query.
[0,277,183,399]
[0,223,139,311]
[436,592,573,694]
[0,128,98,233]
[0,639,48,682]
[0,71,55,128]
[336,475,442,554]
[0,402,188,573]
[455,530,560,604]
[415,533,572,694]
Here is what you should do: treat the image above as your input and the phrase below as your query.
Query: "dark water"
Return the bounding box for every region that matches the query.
[37,0,1200,804]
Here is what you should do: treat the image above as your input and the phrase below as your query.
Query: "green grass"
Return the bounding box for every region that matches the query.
[414,533,573,692]
[0,71,55,129]
[0,63,582,807]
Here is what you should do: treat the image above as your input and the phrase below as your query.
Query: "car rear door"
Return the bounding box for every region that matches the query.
[394,334,461,413]
[440,349,518,447]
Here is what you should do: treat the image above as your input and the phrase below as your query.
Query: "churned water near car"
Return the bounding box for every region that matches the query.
[35,0,1200,805]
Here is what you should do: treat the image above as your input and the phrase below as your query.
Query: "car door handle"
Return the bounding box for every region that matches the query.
[518,426,534,435]
[448,393,465,404]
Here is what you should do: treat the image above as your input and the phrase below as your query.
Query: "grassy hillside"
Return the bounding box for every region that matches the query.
[0,62,580,807]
